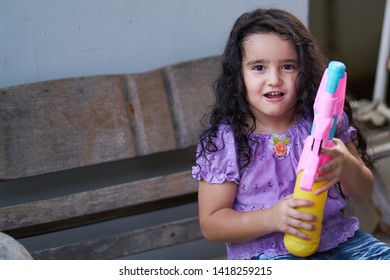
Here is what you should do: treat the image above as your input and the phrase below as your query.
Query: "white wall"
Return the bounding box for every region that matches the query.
[0,0,308,88]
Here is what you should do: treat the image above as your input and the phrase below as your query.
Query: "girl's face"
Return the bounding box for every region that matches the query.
[241,33,299,129]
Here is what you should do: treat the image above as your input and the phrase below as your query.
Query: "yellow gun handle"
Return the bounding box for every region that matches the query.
[283,171,328,257]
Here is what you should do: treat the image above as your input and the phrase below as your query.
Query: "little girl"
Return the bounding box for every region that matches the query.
[192,8,390,260]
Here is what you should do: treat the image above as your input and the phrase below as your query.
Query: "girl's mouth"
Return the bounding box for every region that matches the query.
[264,91,285,98]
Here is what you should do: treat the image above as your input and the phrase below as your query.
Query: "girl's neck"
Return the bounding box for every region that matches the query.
[254,113,297,135]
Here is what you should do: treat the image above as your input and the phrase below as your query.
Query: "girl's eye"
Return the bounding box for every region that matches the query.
[282,64,296,71]
[253,65,264,71]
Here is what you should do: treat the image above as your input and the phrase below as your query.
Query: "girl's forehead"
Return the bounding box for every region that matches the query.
[242,33,297,61]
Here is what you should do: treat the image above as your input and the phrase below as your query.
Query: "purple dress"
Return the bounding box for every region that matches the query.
[192,114,359,260]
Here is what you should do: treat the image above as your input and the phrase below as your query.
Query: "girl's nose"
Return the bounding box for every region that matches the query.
[267,69,282,86]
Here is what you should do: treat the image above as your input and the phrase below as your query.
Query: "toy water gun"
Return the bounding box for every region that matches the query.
[283,61,347,257]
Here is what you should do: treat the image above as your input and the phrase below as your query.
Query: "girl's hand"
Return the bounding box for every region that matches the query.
[314,138,354,195]
[270,195,317,240]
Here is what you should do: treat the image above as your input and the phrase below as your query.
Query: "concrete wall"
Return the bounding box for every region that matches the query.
[0,0,308,88]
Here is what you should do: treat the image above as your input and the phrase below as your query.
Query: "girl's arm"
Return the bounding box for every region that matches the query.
[198,180,316,243]
[315,139,374,202]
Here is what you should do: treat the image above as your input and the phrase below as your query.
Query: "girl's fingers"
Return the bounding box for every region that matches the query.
[288,198,314,208]
[287,219,316,239]
[288,228,312,240]
[290,207,317,222]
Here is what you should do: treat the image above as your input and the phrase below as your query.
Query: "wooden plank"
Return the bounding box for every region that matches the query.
[1,171,198,238]
[31,217,202,260]
[0,75,137,179]
[163,56,220,148]
[0,56,219,180]
[123,71,176,155]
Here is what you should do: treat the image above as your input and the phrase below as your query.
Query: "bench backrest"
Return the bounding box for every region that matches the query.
[0,56,220,259]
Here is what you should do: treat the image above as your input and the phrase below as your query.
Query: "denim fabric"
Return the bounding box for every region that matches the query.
[252,231,390,260]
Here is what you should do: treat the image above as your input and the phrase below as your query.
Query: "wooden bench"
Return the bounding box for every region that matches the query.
[0,56,220,259]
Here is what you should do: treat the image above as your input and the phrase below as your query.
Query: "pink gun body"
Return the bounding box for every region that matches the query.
[284,61,347,257]
[297,62,347,191]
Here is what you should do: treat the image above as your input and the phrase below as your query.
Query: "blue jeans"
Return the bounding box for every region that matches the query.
[252,231,390,260]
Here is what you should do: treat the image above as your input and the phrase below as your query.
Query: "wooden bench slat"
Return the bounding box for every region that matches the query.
[163,56,219,148]
[2,171,197,238]
[0,75,137,179]
[31,217,202,260]
[124,71,177,155]
[0,57,219,180]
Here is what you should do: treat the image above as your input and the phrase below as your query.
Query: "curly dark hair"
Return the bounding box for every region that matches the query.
[197,8,372,170]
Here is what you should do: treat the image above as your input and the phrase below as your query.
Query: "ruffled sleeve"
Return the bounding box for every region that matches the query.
[192,124,240,185]
[335,111,357,143]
